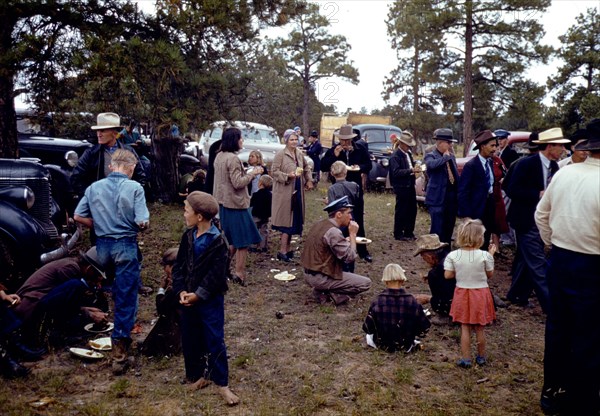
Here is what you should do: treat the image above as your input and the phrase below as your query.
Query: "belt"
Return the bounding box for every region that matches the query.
[304,269,319,276]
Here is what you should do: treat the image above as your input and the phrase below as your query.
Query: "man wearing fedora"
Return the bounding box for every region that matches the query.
[389,130,421,240]
[301,196,371,305]
[321,124,373,262]
[71,112,146,199]
[458,130,499,248]
[534,119,600,415]
[424,128,459,244]
[504,127,569,313]
[558,128,588,168]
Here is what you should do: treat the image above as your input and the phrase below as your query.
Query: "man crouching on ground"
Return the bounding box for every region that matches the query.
[74,149,150,375]
[301,196,371,305]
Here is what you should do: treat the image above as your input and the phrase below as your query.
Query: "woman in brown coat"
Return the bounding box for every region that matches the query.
[271,129,313,262]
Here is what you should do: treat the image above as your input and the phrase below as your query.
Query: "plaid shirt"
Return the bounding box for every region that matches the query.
[363,288,431,352]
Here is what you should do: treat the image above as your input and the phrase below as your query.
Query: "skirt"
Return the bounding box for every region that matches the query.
[272,178,304,236]
[219,206,262,249]
[449,287,496,325]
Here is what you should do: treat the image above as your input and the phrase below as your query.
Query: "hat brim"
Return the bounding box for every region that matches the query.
[473,138,496,150]
[399,138,416,147]
[81,252,107,279]
[574,139,600,151]
[522,142,539,149]
[91,125,122,131]
[434,137,457,143]
[532,138,571,144]
[413,242,449,257]
[335,133,357,140]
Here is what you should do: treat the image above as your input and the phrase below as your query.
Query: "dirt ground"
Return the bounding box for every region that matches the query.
[0,187,548,415]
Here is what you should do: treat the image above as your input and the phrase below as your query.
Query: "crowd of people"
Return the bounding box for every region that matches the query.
[1,113,598,414]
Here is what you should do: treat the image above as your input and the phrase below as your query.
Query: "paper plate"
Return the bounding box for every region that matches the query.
[355,237,372,244]
[346,165,360,171]
[89,337,112,351]
[84,322,114,333]
[274,271,296,281]
[69,347,104,360]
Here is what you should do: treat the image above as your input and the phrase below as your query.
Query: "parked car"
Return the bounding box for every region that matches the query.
[198,121,313,170]
[346,123,402,190]
[0,159,80,289]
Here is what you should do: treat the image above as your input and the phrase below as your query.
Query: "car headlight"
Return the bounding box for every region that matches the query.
[24,187,35,209]
[380,158,389,167]
[65,151,79,168]
[0,186,35,210]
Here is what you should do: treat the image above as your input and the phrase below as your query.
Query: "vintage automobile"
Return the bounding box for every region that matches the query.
[0,158,80,289]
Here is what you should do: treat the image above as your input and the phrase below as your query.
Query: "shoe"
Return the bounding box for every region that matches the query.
[0,355,30,379]
[139,285,153,296]
[362,255,373,263]
[112,338,130,376]
[230,275,247,287]
[312,289,330,305]
[9,340,46,362]
[404,234,417,241]
[492,294,507,309]
[475,355,487,366]
[456,358,472,368]
[276,252,291,262]
[540,385,567,415]
[330,293,351,305]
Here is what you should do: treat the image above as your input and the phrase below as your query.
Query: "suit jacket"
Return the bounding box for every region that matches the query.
[505,153,558,231]
[500,146,519,168]
[458,155,490,219]
[424,149,459,207]
[389,148,416,190]
[321,143,371,190]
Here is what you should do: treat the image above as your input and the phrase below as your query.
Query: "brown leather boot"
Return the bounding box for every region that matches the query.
[111,338,130,376]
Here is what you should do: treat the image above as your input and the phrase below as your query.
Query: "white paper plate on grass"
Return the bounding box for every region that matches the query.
[89,337,112,351]
[274,271,296,281]
[69,347,104,360]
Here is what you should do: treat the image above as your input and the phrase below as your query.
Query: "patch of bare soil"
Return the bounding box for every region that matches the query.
[0,188,546,415]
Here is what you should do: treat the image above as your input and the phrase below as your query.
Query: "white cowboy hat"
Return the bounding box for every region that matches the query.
[91,112,123,130]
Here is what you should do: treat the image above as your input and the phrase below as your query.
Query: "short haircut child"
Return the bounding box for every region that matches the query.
[186,191,219,220]
[111,148,138,168]
[161,247,179,267]
[258,174,273,190]
[330,160,348,180]
[456,218,485,248]
[381,263,408,283]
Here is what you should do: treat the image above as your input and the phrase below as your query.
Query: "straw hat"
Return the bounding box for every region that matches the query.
[413,234,449,256]
[533,127,570,144]
[91,112,122,130]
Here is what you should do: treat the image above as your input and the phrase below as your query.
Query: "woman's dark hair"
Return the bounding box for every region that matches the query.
[220,127,242,152]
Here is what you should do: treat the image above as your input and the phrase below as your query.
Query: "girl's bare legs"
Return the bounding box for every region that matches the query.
[475,325,486,357]
[234,248,248,279]
[279,233,290,255]
[460,324,472,360]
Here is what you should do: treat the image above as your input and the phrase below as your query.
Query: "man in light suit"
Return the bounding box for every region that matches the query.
[458,130,498,248]
[504,128,569,313]
[424,128,459,244]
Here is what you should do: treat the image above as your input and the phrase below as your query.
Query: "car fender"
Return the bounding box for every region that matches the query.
[0,200,48,265]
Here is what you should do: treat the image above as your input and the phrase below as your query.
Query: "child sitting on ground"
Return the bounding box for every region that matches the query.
[363,263,431,353]
[444,218,497,368]
[250,175,273,253]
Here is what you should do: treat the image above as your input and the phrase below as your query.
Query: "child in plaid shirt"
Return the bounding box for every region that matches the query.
[363,264,431,352]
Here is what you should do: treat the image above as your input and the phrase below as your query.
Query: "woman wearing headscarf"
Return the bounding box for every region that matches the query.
[271,129,313,262]
[213,127,264,286]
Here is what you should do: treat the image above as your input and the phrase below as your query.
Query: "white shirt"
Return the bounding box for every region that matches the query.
[539,152,552,189]
[535,157,600,255]
[477,154,493,193]
[444,249,494,289]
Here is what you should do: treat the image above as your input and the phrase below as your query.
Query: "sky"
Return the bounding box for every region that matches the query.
[302,0,598,113]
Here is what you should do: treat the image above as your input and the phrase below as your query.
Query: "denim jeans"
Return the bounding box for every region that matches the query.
[96,237,140,341]
[180,295,229,386]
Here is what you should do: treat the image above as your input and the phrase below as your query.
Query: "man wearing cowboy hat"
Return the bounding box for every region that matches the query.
[458,130,499,247]
[504,127,569,313]
[534,119,600,415]
[71,112,146,199]
[321,124,373,262]
[389,130,420,240]
[424,128,459,244]
[301,197,371,305]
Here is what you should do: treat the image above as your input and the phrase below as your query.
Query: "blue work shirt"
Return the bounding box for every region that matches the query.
[193,224,220,258]
[75,172,149,238]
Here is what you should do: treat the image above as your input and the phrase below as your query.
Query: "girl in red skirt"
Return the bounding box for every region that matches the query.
[444,219,497,368]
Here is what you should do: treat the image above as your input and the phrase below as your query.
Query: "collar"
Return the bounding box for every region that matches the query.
[197,224,220,238]
[584,157,600,167]
[539,152,551,169]
[477,154,490,165]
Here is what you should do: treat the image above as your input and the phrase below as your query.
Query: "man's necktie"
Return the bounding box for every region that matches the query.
[447,162,455,185]
[485,160,492,193]
[546,161,558,189]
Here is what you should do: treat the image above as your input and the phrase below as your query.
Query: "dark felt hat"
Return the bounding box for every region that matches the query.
[494,129,510,138]
[433,128,456,143]
[323,196,354,214]
[523,132,539,150]
[473,130,497,150]
[574,119,600,151]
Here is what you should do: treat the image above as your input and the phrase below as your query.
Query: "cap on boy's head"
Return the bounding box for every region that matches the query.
[294,126,301,133]
[81,246,107,279]
[381,263,407,283]
[494,129,510,139]
[186,191,219,219]
[413,234,449,256]
[310,130,318,137]
[323,196,353,214]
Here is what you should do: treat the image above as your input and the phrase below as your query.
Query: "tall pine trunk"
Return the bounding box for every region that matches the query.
[462,0,474,156]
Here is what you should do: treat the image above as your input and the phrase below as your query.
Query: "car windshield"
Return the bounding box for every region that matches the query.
[242,128,279,144]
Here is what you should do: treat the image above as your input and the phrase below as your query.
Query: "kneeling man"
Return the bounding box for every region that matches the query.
[301,197,372,305]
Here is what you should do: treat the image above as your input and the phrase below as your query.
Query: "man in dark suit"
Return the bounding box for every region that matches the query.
[505,128,569,313]
[495,129,519,168]
[458,130,498,247]
[389,131,421,240]
[321,124,373,262]
[424,128,459,244]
